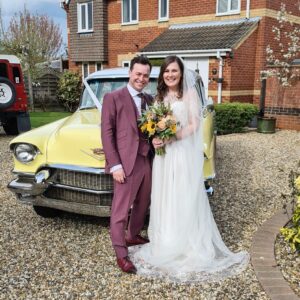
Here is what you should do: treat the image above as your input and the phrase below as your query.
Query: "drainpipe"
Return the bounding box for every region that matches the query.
[246,0,250,19]
[217,51,223,104]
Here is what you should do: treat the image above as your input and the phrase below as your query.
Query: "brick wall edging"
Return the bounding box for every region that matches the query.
[250,204,300,300]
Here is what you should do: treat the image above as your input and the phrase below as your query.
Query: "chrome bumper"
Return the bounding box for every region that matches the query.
[7,168,113,217]
[8,177,48,197]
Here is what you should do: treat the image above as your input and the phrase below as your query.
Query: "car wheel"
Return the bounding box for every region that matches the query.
[33,206,62,218]
[0,76,16,109]
[3,117,18,135]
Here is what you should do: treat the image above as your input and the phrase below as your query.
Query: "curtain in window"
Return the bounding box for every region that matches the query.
[132,0,137,21]
[231,0,239,10]
[88,2,93,30]
[81,5,86,29]
[160,0,167,18]
[123,0,130,22]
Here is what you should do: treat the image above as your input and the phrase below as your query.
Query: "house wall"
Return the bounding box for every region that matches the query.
[64,0,300,130]
[264,75,300,130]
[67,0,108,69]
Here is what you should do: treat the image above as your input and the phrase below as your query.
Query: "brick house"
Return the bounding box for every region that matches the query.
[61,0,300,130]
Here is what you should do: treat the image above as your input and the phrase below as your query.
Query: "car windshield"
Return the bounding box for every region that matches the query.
[79,78,158,109]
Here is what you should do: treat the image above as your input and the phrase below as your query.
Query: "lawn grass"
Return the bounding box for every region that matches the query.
[30,112,72,128]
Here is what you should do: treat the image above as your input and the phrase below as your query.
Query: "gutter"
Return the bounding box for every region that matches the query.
[246,0,251,19]
[217,51,223,104]
[140,49,231,58]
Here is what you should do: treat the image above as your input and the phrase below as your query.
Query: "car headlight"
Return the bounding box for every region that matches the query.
[14,143,38,163]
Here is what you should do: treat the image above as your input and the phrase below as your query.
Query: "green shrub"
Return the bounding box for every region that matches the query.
[280,174,300,252]
[215,102,259,135]
[57,71,82,112]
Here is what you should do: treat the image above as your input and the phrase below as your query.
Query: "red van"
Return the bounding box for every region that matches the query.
[0,55,31,135]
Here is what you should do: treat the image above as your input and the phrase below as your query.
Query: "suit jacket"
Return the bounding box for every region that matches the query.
[101,86,153,176]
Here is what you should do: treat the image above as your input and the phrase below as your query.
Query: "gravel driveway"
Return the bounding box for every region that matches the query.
[1,129,299,300]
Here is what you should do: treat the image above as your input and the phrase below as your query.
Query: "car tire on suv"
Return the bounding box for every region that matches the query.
[3,117,19,135]
[0,76,16,109]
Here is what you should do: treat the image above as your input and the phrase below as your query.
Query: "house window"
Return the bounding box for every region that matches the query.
[159,0,169,20]
[82,63,89,79]
[217,0,240,15]
[122,0,138,24]
[78,2,93,32]
[95,62,102,71]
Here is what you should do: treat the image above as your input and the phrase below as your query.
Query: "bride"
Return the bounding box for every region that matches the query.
[129,55,249,283]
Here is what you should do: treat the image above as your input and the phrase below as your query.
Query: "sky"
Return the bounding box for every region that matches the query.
[0,0,67,53]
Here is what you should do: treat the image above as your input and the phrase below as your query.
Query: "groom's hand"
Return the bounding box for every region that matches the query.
[112,168,126,183]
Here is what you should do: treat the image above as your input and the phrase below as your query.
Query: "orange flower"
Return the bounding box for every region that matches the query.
[157,119,167,130]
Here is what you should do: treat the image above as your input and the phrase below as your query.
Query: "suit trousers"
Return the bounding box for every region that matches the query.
[110,154,151,258]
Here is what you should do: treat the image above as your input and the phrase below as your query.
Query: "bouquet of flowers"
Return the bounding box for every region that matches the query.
[139,101,178,155]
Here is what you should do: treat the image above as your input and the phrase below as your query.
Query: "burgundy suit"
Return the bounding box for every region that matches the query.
[101,86,153,258]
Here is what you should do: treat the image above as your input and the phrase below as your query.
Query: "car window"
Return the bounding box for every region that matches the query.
[80,78,158,109]
[0,63,8,78]
[195,78,206,107]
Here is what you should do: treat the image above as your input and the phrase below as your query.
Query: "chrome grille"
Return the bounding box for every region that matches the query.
[52,168,113,191]
[44,187,112,206]
[43,168,113,206]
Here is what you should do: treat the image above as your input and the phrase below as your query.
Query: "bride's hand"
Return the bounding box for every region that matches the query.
[152,137,164,149]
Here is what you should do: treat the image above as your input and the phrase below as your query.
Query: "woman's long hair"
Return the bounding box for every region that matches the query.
[156,56,184,102]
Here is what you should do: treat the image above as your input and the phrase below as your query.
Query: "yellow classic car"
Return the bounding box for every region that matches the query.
[7,67,216,218]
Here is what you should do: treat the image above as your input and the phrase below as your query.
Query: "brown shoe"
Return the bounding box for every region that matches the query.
[125,235,149,247]
[117,257,137,274]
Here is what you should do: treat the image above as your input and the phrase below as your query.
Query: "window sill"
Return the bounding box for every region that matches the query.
[121,21,139,26]
[77,30,94,34]
[158,18,169,23]
[216,11,240,17]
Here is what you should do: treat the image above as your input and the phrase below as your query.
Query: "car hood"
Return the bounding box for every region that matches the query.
[10,109,105,173]
[46,109,104,168]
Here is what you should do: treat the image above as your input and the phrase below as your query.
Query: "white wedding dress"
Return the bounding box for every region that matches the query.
[129,95,249,283]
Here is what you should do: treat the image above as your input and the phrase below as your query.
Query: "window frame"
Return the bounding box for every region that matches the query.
[158,0,169,21]
[121,0,139,25]
[77,1,93,33]
[216,0,240,16]
[122,61,130,67]
[95,62,102,71]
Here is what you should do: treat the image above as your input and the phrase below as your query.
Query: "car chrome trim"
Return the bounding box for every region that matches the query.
[7,178,48,196]
[31,196,111,217]
[46,164,106,174]
[51,183,113,195]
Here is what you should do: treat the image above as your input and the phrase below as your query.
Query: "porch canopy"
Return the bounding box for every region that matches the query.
[140,17,260,57]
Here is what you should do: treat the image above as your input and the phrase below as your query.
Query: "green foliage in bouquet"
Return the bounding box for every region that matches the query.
[57,71,82,112]
[215,102,259,135]
[280,174,300,252]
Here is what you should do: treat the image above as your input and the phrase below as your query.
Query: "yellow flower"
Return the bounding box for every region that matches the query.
[294,176,300,191]
[170,124,177,134]
[140,123,147,132]
[146,121,156,135]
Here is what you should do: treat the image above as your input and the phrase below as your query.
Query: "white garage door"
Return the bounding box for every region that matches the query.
[183,57,209,98]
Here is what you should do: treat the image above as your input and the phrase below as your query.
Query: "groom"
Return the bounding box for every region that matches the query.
[101,56,153,274]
